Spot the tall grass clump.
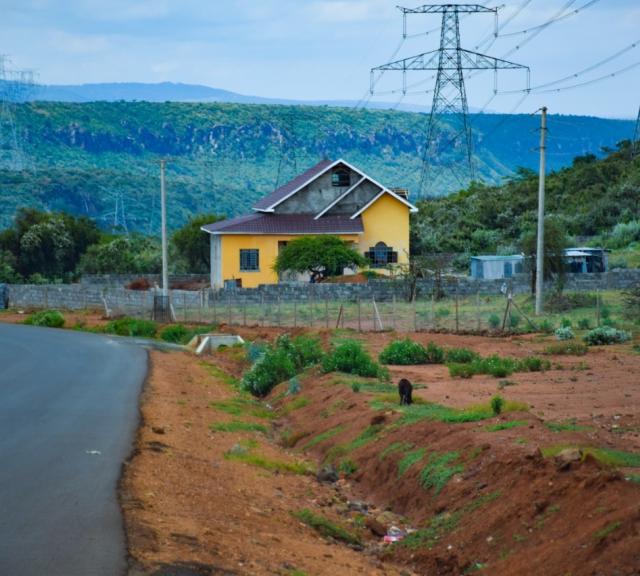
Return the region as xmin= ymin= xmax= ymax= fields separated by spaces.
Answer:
xmin=445 ymin=347 xmax=479 ymax=364
xmin=24 ymin=309 xmax=65 ymax=328
xmin=379 ymin=338 xmax=428 ymax=365
xmin=322 ymin=339 xmax=389 ymax=379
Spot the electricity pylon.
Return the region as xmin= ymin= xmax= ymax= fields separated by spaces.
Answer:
xmin=633 ymin=105 xmax=640 ymax=158
xmin=0 ymin=56 xmax=35 ymax=171
xmin=372 ymin=4 xmax=529 ymax=194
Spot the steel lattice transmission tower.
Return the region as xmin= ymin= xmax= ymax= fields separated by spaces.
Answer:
xmin=0 ymin=55 xmax=35 ymax=171
xmin=372 ymin=4 xmax=529 ymax=194
xmin=633 ymin=105 xmax=640 ymax=158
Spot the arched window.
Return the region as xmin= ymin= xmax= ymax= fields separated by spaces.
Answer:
xmin=331 ymin=167 xmax=350 ymax=187
xmin=365 ymin=242 xmax=398 ymax=268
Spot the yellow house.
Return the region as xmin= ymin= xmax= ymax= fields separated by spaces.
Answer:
xmin=201 ymin=158 xmax=418 ymax=288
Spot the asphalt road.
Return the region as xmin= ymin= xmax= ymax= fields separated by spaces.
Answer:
xmin=0 ymin=324 xmax=148 ymax=576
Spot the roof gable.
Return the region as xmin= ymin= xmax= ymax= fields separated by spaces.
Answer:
xmin=350 ymin=188 xmax=419 ymax=219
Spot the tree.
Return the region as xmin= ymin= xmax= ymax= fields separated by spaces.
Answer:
xmin=273 ymin=235 xmax=368 ymax=281
xmin=77 ymin=235 xmax=161 ymax=275
xmin=172 ymin=213 xmax=225 ymax=273
xmin=520 ymin=217 xmax=568 ymax=294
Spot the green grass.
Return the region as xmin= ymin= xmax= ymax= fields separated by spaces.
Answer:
xmin=293 ymin=509 xmax=362 ymax=546
xmin=345 ymin=425 xmax=384 ymax=451
xmin=594 ymin=521 xmax=621 ymax=541
xmin=225 ymin=450 xmax=313 ymax=475
xmin=378 ymin=441 xmax=414 ymax=460
xmin=200 ymin=362 xmax=241 ymax=388
xmin=397 ymin=448 xmax=426 ymax=477
xmin=541 ymin=446 xmax=640 ymax=467
xmin=626 ymin=473 xmax=640 ymax=484
xmin=330 ymin=375 xmax=396 ymax=394
xmin=543 ymin=341 xmax=588 ymax=356
xmin=485 ymin=420 xmax=528 ymax=432
xmin=280 ymin=396 xmax=311 ymax=414
xmin=372 ymin=398 xmax=529 ymax=427
xmin=210 ymin=420 xmax=268 ymax=433
xmin=544 ymin=419 xmax=593 ymax=433
xmin=303 ymin=424 xmax=347 ymax=449
xmin=420 ymin=452 xmax=464 ymax=495
xmin=400 ymin=491 xmax=501 ymax=550
xmin=209 ymin=396 xmax=275 ymax=419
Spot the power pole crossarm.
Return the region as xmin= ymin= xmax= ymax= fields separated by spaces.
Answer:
xmin=535 ymin=106 xmax=548 ymax=316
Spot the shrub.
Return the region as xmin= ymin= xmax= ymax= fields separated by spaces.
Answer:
xmin=322 ymin=339 xmax=388 ymax=379
xmin=445 ymin=347 xmax=479 ymax=364
xmin=622 ymin=285 xmax=640 ymax=321
xmin=379 ymin=339 xmax=428 ymax=365
xmin=491 ymin=395 xmax=505 ymax=415
xmin=105 ymin=317 xmax=157 ymax=338
xmin=583 ymin=327 xmax=632 ymax=346
xmin=242 ymin=347 xmax=296 ymax=397
xmin=351 ymin=382 xmax=361 ymax=393
xmin=544 ymin=341 xmax=588 ymax=356
xmin=276 ymin=334 xmax=324 ymax=371
xmin=293 ymin=509 xmax=361 ymax=546
xmin=24 ymin=309 xmax=65 ymax=328
xmin=509 ymin=313 xmax=521 ymax=329
xmin=555 ymin=327 xmax=575 ymax=341
xmin=425 ymin=341 xmax=445 ymax=364
xmin=560 ymin=317 xmax=573 ymax=328
xmin=488 ymin=313 xmax=501 ymax=329
xmin=160 ymin=324 xmax=191 ymax=344
xmin=577 ymin=318 xmax=591 ymax=330
xmin=546 ymin=292 xmax=597 ymax=312
xmin=539 ymin=319 xmax=554 ymax=334
xmin=448 ymin=363 xmax=475 ymax=378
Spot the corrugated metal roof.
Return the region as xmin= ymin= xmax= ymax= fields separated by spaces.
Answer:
xmin=252 ymin=159 xmax=334 ymax=211
xmin=202 ymin=213 xmax=364 ymax=235
xmin=471 ymin=255 xmax=524 ymax=261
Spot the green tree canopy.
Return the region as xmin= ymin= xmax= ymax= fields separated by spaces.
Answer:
xmin=172 ymin=213 xmax=225 ymax=273
xmin=273 ymin=235 xmax=368 ymax=281
xmin=77 ymin=235 xmax=161 ymax=275
xmin=520 ymin=217 xmax=569 ymax=292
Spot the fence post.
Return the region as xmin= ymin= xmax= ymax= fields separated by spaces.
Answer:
xmin=260 ymin=293 xmax=265 ymax=327
xmin=596 ymin=289 xmax=601 ymax=327
xmin=392 ymin=294 xmax=397 ymax=331
xmin=213 ymin=291 xmax=217 ymax=324
xmin=294 ymin=299 xmax=298 ymax=328
xmin=357 ymin=298 xmax=362 ymax=332
xmin=476 ymin=290 xmax=481 ymax=331
xmin=325 ymin=297 xmax=329 ymax=329
xmin=430 ymin=291 xmax=435 ymax=330
xmin=413 ymin=297 xmax=417 ymax=332
xmin=455 ymin=284 xmax=459 ymax=334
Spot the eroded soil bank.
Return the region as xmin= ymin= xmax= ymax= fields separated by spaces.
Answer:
xmin=119 ymin=326 xmax=640 ymax=576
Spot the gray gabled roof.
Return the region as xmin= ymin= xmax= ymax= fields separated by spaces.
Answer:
xmin=201 ymin=213 xmax=364 ymax=235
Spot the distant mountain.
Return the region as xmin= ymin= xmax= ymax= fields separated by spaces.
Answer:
xmin=0 ymin=101 xmax=634 ymax=233
xmin=23 ymin=80 xmax=437 ymax=112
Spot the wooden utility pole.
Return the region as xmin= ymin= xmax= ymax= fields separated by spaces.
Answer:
xmin=160 ymin=159 xmax=169 ymax=297
xmin=535 ymin=107 xmax=547 ymax=316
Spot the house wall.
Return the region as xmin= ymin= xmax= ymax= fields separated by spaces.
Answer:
xmin=274 ymin=165 xmax=359 ymax=214
xmin=220 ymin=233 xmax=360 ymax=288
xmin=326 ymin=180 xmax=382 ymax=216
xmin=359 ymin=193 xmax=410 ymax=271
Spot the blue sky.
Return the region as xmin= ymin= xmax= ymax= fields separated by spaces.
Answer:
xmin=2 ymin=0 xmax=639 ymax=118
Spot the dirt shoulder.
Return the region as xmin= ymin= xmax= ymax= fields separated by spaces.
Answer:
xmin=121 ymin=327 xmax=640 ymax=576
xmin=120 ymin=349 xmax=408 ymax=576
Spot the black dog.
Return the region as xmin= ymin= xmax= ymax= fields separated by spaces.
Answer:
xmin=398 ymin=378 xmax=413 ymax=405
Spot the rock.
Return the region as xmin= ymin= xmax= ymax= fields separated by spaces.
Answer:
xmin=555 ymin=448 xmax=582 ymax=470
xmin=151 ymin=426 xmax=165 ymax=435
xmin=316 ymin=465 xmax=339 ymax=484
xmin=365 ymin=517 xmax=387 ymax=537
xmin=348 ymin=500 xmax=369 ymax=514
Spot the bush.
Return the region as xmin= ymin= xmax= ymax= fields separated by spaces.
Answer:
xmin=488 ymin=313 xmax=501 ymax=329
xmin=445 ymin=347 xmax=479 ymax=364
xmin=105 ymin=317 xmax=157 ymax=338
xmin=160 ymin=324 xmax=191 ymax=344
xmin=560 ymin=317 xmax=573 ymax=328
xmin=448 ymin=363 xmax=475 ymax=378
xmin=546 ymin=292 xmax=596 ymax=312
xmin=24 ymin=309 xmax=65 ymax=328
xmin=425 ymin=341 xmax=445 ymax=364
xmin=322 ymin=339 xmax=388 ymax=379
xmin=242 ymin=334 xmax=323 ymax=397
xmin=491 ymin=395 xmax=505 ymax=415
xmin=583 ymin=327 xmax=632 ymax=346
xmin=509 ymin=313 xmax=521 ymax=329
xmin=555 ymin=327 xmax=575 ymax=341
xmin=539 ymin=319 xmax=554 ymax=334
xmin=379 ymin=338 xmax=428 ymax=365
xmin=577 ymin=318 xmax=591 ymax=330
xmin=544 ymin=341 xmax=588 ymax=356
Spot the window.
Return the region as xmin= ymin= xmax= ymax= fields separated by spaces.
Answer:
xmin=365 ymin=242 xmax=398 ymax=268
xmin=331 ymin=167 xmax=350 ymax=187
xmin=240 ymin=249 xmax=259 ymax=271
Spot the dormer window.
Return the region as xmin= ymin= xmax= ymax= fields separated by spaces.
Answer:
xmin=331 ymin=167 xmax=350 ymax=187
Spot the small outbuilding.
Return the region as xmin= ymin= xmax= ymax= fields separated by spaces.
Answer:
xmin=470 ymin=255 xmax=524 ymax=280
xmin=564 ymin=247 xmax=608 ymax=273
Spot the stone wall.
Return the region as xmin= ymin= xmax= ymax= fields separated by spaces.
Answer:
xmin=79 ymin=274 xmax=209 ymax=287
xmin=4 ymin=270 xmax=638 ymax=314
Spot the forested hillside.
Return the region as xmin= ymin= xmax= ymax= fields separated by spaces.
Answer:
xmin=0 ymin=101 xmax=633 ymax=232
xmin=411 ymin=142 xmax=640 ymax=267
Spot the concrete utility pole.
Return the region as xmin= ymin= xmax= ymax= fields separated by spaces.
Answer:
xmin=535 ymin=106 xmax=548 ymax=315
xmin=159 ymin=159 xmax=169 ymax=297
